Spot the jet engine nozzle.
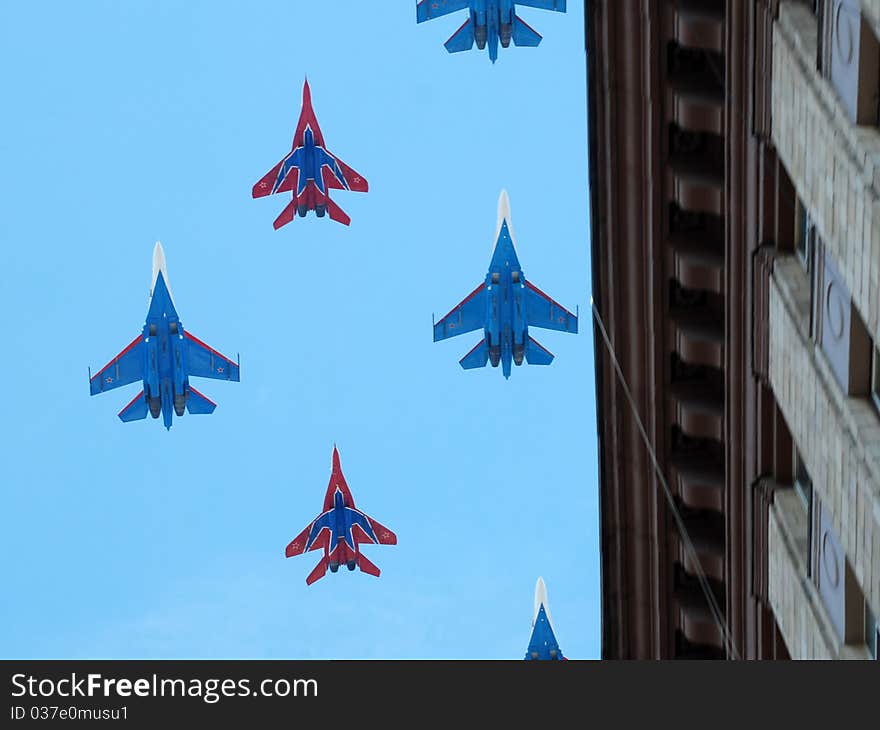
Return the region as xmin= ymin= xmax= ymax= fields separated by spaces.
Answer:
xmin=500 ymin=23 xmax=512 ymax=47
xmin=475 ymin=24 xmax=488 ymax=49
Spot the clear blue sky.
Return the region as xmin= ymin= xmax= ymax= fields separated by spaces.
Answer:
xmin=0 ymin=1 xmax=598 ymax=659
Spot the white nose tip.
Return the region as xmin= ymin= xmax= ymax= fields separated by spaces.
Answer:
xmin=150 ymin=240 xmax=173 ymax=302
xmin=494 ymin=189 xmax=516 ymax=249
xmin=533 ymin=576 xmax=552 ymax=628
xmin=497 ymin=189 xmax=511 ymax=226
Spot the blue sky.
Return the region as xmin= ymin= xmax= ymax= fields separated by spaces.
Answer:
xmin=0 ymin=1 xmax=598 ymax=659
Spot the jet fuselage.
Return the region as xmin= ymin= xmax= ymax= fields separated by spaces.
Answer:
xmin=142 ymin=273 xmax=188 ymax=429
xmin=483 ymin=221 xmax=526 ymax=378
xmin=275 ymin=127 xmax=342 ymax=217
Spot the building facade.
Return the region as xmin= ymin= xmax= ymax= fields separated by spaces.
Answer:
xmin=587 ymin=0 xmax=880 ymax=658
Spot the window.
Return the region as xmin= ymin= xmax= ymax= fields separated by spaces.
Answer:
xmin=794 ymin=449 xmax=813 ymax=509
xmin=794 ymin=448 xmax=814 ymax=575
xmin=866 ymin=602 xmax=878 ymax=659
xmin=794 ymin=199 xmax=814 ymax=273
xmin=871 ymin=344 xmax=880 ymax=413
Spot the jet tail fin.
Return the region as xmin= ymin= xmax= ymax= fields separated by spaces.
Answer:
xmin=445 ymin=18 xmax=475 ymax=53
xmin=306 ymin=556 xmax=329 ymax=585
xmin=512 ymin=15 xmax=543 ymax=47
xmin=118 ymin=390 xmax=148 ymax=422
xmin=525 ymin=336 xmax=554 ymax=365
xmin=326 ymin=197 xmax=351 ymax=226
xmin=186 ymin=386 xmax=217 ymax=415
xmin=356 ymin=552 xmax=381 ymax=578
xmin=273 ymin=199 xmax=298 ymax=230
xmin=459 ymin=338 xmax=489 ymax=370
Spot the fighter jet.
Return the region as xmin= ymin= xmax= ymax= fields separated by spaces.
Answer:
xmin=432 ymin=190 xmax=578 ymax=378
xmin=525 ymin=577 xmax=565 ymax=660
xmin=88 ymin=242 xmax=240 ymax=430
xmin=416 ymin=1 xmax=566 ymax=63
xmin=253 ymin=79 xmax=368 ymax=229
xmin=286 ymin=446 xmax=397 ymax=585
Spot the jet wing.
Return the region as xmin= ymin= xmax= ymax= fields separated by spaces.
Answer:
xmin=516 ymin=0 xmax=567 ymax=11
xmin=524 ymin=281 xmax=578 ymax=333
xmin=286 ymin=513 xmax=332 ymax=557
xmin=351 ymin=511 xmax=397 ymax=546
xmin=253 ymin=158 xmax=298 ymax=198
xmin=89 ymin=335 xmax=145 ymax=395
xmin=434 ymin=284 xmax=486 ymax=341
xmin=184 ymin=332 xmax=240 ymax=381
xmin=253 ymin=160 xmax=283 ymax=198
xmin=416 ymin=0 xmax=469 ymax=22
xmin=322 ymin=154 xmax=368 ymax=193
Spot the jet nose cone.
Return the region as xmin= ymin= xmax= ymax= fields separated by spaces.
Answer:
xmin=151 ymin=240 xmax=173 ymax=303
xmin=535 ymin=576 xmax=548 ymax=605
xmin=533 ymin=577 xmax=552 ymax=627
xmin=302 ymin=78 xmax=312 ymax=104
xmin=152 ymin=240 xmax=166 ymax=272
xmin=494 ymin=189 xmax=515 ymax=250
xmin=497 ymin=189 xmax=511 ymax=223
xmin=331 ymin=444 xmax=342 ymax=472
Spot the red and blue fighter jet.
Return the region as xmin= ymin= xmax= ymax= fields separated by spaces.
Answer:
xmin=88 ymin=242 xmax=240 ymax=430
xmin=526 ymin=577 xmax=565 ymax=660
xmin=433 ymin=190 xmax=578 ymax=378
xmin=252 ymin=80 xmax=368 ymax=229
xmin=286 ymin=447 xmax=397 ymax=585
xmin=416 ymin=1 xmax=566 ymax=63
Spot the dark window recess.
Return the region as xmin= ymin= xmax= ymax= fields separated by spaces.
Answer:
xmin=674 ymin=630 xmax=726 ymax=660
xmin=666 ymin=41 xmax=725 ymax=105
xmin=670 ymin=425 xmax=725 ymax=465
xmin=668 ymin=124 xmax=725 ymax=187
xmin=670 ymin=353 xmax=724 ymax=417
xmin=668 ymin=203 xmax=724 ymax=267
xmin=668 ymin=425 xmax=725 ymax=490
xmin=669 ymin=279 xmax=725 ymax=344
xmin=672 ymin=497 xmax=725 ymax=556
xmin=673 ymin=562 xmax=726 ymax=624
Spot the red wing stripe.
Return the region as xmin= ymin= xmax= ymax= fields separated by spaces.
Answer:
xmin=188 ymin=385 xmax=217 ymax=407
xmin=91 ymin=335 xmax=142 ymax=382
xmin=117 ymin=389 xmax=144 ymax=417
xmin=517 ymin=16 xmax=542 ymax=36
xmin=184 ymin=332 xmax=237 ymax=367
xmin=525 ymin=281 xmax=576 ymax=318
xmin=438 ymin=283 xmax=484 ymax=323
xmin=446 ymin=17 xmax=471 ymax=43
xmin=462 ymin=338 xmax=486 ymax=359
xmin=528 ymin=336 xmax=553 ymax=356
